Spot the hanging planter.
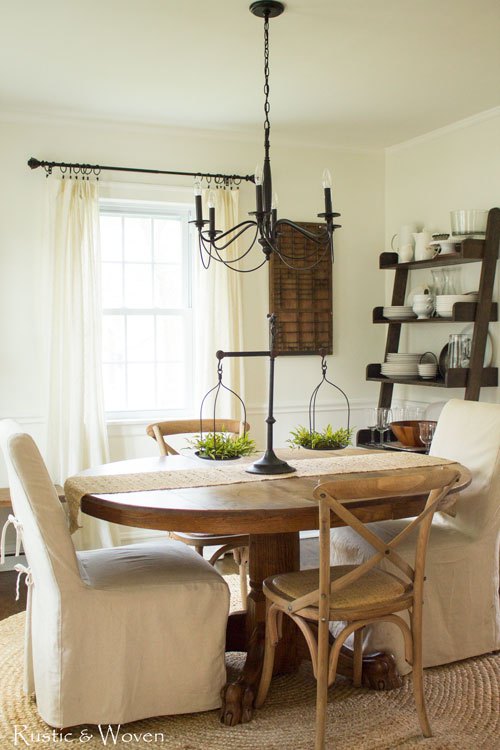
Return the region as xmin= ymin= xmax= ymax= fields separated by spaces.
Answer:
xmin=288 ymin=353 xmax=352 ymax=451
xmin=193 ymin=359 xmax=255 ymax=461
xmin=288 ymin=424 xmax=353 ymax=451
xmin=190 ymin=431 xmax=256 ymax=461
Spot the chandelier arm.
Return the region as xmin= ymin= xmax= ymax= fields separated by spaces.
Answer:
xmin=200 ymin=219 xmax=257 ymax=244
xmin=274 ymin=219 xmax=334 ymax=245
xmin=213 ymin=231 xmax=260 ymax=264
xmin=201 ymin=226 xmax=260 ymax=263
xmin=272 ymin=247 xmax=331 ymax=271
xmin=219 ymin=256 xmax=269 ymax=274
xmin=276 ymin=241 xmax=331 ymax=260
xmin=200 ymin=221 xmax=258 ymax=252
xmin=200 ymin=232 xmax=267 ymax=272
xmin=198 ymin=234 xmax=212 ymax=269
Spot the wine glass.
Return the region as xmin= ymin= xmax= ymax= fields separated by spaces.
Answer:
xmin=419 ymin=421 xmax=436 ymax=454
xmin=367 ymin=407 xmax=378 ymax=446
xmin=376 ymin=408 xmax=392 ymax=446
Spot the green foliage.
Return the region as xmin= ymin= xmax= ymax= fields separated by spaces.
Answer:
xmin=188 ymin=429 xmax=256 ymax=460
xmin=288 ymin=424 xmax=353 ymax=450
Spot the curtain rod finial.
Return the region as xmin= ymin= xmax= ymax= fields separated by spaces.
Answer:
xmin=28 ymin=157 xmax=41 ymax=170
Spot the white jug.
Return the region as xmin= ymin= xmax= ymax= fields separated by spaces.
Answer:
xmin=391 ymin=223 xmax=417 ymax=252
xmin=413 ymin=230 xmax=434 ymax=261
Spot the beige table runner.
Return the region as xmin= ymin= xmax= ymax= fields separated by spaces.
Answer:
xmin=64 ymin=452 xmax=454 ymax=534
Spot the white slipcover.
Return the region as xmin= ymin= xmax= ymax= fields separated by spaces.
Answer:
xmin=0 ymin=420 xmax=230 ymax=727
xmin=330 ymin=399 xmax=500 ymax=674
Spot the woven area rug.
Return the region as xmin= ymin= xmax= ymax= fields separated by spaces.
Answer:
xmin=0 ymin=576 xmax=498 ymax=749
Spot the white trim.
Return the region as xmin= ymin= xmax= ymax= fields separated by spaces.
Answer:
xmin=0 ymin=107 xmax=379 ymax=154
xmin=246 ymin=398 xmax=369 ymax=416
xmin=386 ymin=106 xmax=500 ymax=153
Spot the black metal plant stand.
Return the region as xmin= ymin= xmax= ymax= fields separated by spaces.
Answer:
xmin=215 ymin=313 xmax=295 ymax=475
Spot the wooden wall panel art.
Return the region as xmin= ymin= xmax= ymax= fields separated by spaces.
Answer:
xmin=269 ymin=222 xmax=333 ymax=355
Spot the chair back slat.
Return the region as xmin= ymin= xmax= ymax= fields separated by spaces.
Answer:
xmin=146 ymin=419 xmax=249 ymax=456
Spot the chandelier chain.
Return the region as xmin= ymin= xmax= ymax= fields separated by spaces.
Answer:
xmin=263 ymin=13 xmax=271 ymax=150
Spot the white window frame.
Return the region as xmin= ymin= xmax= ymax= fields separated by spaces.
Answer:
xmin=99 ymin=198 xmax=195 ymax=422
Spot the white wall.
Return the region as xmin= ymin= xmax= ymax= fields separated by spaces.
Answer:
xmin=384 ymin=109 xmax=500 ymax=407
xmin=0 ymin=113 xmax=386 ymax=484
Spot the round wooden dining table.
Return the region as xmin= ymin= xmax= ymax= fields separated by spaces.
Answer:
xmin=78 ymin=449 xmax=471 ymax=726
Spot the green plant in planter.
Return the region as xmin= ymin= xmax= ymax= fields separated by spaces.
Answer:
xmin=288 ymin=424 xmax=354 ymax=451
xmin=188 ymin=430 xmax=256 ymax=460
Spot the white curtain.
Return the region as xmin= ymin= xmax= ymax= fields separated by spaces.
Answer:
xmin=45 ymin=179 xmax=119 ymax=550
xmin=194 ymin=188 xmax=245 ymax=419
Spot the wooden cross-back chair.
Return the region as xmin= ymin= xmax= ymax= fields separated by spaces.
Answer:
xmin=256 ymin=465 xmax=460 ymax=750
xmin=146 ymin=419 xmax=250 ymax=604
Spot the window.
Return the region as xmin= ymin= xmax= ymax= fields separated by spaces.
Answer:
xmin=99 ymin=200 xmax=193 ymax=419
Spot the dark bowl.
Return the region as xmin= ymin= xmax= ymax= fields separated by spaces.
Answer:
xmin=389 ymin=420 xmax=437 ymax=448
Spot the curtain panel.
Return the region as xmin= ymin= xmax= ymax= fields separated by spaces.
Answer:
xmin=45 ymin=179 xmax=118 ymax=549
xmin=194 ymin=188 xmax=246 ymax=419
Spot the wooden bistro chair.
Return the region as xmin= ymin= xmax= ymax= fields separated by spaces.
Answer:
xmin=256 ymin=465 xmax=460 ymax=750
xmin=146 ymin=418 xmax=250 ymax=603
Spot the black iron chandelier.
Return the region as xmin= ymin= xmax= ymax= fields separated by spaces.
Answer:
xmin=192 ymin=0 xmax=341 ymax=273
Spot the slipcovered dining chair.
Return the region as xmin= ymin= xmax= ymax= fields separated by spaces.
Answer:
xmin=146 ymin=418 xmax=250 ymax=603
xmin=256 ymin=465 xmax=460 ymax=749
xmin=329 ymin=398 xmax=500 ymax=675
xmin=0 ymin=420 xmax=230 ymax=728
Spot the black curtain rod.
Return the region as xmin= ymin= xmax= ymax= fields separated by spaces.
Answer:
xmin=27 ymin=157 xmax=255 ymax=185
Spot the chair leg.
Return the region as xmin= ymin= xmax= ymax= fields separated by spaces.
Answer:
xmin=315 ymin=615 xmax=330 ymax=750
xmin=411 ymin=610 xmax=432 ymax=737
xmin=194 ymin=545 xmax=204 ymax=556
xmin=233 ymin=546 xmax=249 ymax=606
xmin=353 ymin=627 xmax=363 ymax=688
xmin=255 ymin=603 xmax=280 ymax=708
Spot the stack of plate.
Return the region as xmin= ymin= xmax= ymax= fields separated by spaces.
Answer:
xmin=382 ymin=306 xmax=416 ymax=320
xmin=435 ymin=294 xmax=478 ymax=318
xmin=381 ymin=353 xmax=422 ymax=379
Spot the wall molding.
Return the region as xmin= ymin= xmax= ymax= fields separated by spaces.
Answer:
xmin=386 ymin=106 xmax=500 ymax=153
xmin=0 ymin=107 xmax=379 ymax=155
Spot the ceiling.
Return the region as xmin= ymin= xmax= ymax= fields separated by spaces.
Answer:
xmin=1 ymin=0 xmax=499 ymax=148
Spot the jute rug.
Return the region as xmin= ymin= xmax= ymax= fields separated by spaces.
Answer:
xmin=0 ymin=576 xmax=498 ymax=749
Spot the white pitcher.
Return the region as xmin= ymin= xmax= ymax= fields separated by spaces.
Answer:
xmin=413 ymin=230 xmax=434 ymax=261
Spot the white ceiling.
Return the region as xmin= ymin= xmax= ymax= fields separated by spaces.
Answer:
xmin=1 ymin=0 xmax=499 ymax=148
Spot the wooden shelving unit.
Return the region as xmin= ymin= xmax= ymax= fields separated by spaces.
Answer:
xmin=367 ymin=207 xmax=500 ymax=409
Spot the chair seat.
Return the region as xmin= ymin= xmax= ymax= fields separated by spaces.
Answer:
xmin=77 ymin=539 xmax=227 ymax=592
xmin=265 ymin=565 xmax=409 ymax=615
xmin=170 ymin=531 xmax=249 ymax=547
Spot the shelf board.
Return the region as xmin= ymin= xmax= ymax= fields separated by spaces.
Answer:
xmin=380 ymin=238 xmax=487 ymax=270
xmin=373 ymin=303 xmax=498 ymax=324
xmin=366 ymin=363 xmax=498 ymax=388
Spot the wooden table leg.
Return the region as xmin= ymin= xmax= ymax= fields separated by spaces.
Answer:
xmin=221 ymin=531 xmax=300 ymax=726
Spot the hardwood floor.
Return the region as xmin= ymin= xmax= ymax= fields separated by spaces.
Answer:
xmin=0 ymin=539 xmax=318 ymax=623
xmin=0 ymin=570 xmax=26 ymax=621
